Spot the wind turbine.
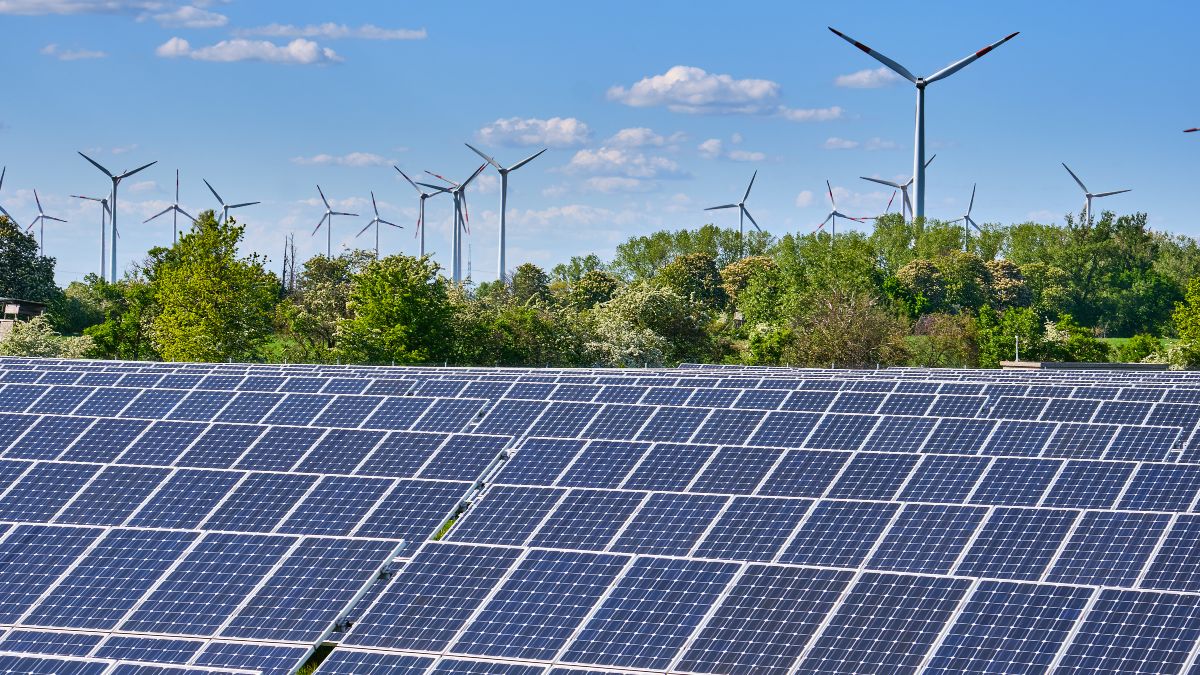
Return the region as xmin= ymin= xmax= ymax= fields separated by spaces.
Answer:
xmin=355 ymin=191 xmax=400 ymax=258
xmin=704 ymin=170 xmax=761 ymax=258
xmin=0 ymin=167 xmax=18 ymax=229
xmin=144 ymin=169 xmax=195 ymax=243
xmin=204 ymin=179 xmax=258 ymax=226
xmin=78 ymin=152 xmax=157 ymax=282
xmin=860 ymin=155 xmax=936 ymax=223
xmin=312 ymin=185 xmax=358 ymax=258
xmin=816 ymin=180 xmax=862 ymax=241
xmin=72 ymin=194 xmax=110 ymax=278
xmin=418 ymin=163 xmax=487 ymax=283
xmin=394 ymin=166 xmax=448 ymax=258
xmin=465 ymin=143 xmax=546 ymax=282
xmin=1062 ymin=163 xmax=1130 ymax=225
xmin=26 ymin=190 xmax=67 ymax=254
xmin=948 ymin=184 xmax=981 ymax=251
xmin=1187 ymin=128 xmax=1198 ymax=134
xmin=858 ymin=191 xmax=898 ymax=223
xmin=829 ymin=26 xmax=1018 ymax=221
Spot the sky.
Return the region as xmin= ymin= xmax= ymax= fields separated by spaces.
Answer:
xmin=0 ymin=0 xmax=1197 ymax=285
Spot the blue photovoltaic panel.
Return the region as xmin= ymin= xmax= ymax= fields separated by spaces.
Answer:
xmin=557 ymin=440 xmax=649 ymax=489
xmin=781 ymin=390 xmax=837 ymax=412
xmin=691 ymin=408 xmax=764 ymax=445
xmin=581 ymin=404 xmax=654 ymax=440
xmin=969 ymin=457 xmax=1060 ymax=506
xmin=1140 ymin=515 xmax=1200 ymax=592
xmin=355 ymin=431 xmax=446 ymax=478
xmin=413 ymin=398 xmax=486 ymax=433
xmin=119 ymin=389 xmax=187 ymax=419
xmin=1044 ymin=423 xmax=1117 ymax=459
xmin=0 ymin=524 xmax=101 ymax=623
xmin=777 ymin=500 xmax=898 ymax=568
xmin=0 ymin=629 xmax=104 ymax=656
xmin=26 ymin=386 xmax=93 ymax=414
xmin=829 ymin=391 xmax=885 ymax=414
xmin=23 ymin=528 xmax=197 ymax=629
xmin=418 ymin=434 xmax=510 ymax=481
xmin=982 ymin=420 xmax=1057 ymax=456
xmin=924 ymin=580 xmax=1092 ymax=675
xmin=312 ymin=651 xmax=432 ymax=675
xmin=826 ymin=452 xmax=919 ymax=501
xmin=492 ymin=438 xmax=585 ymax=485
xmin=1117 ymin=463 xmax=1200 ymax=511
xmin=55 ymin=465 xmax=170 ymax=526
xmin=447 ymin=485 xmax=564 ymax=546
xmin=0 ymin=461 xmax=98 ymax=521
xmin=166 ymin=390 xmax=235 ymax=421
xmin=174 ymin=423 xmax=265 ymax=469
xmin=215 ymin=392 xmax=284 ymax=424
xmin=560 ymin=556 xmax=739 ymax=671
xmin=1093 ymin=400 xmax=1152 ymax=425
xmin=756 ymin=449 xmax=849 ymax=497
xmin=956 ymin=507 xmax=1078 ymax=580
xmin=923 ymin=417 xmax=994 ymax=454
xmin=0 ymin=412 xmax=37 ymax=450
xmin=4 ymin=415 xmax=93 ymax=460
xmin=861 ymin=416 xmax=936 ymax=453
xmin=94 ymin=636 xmax=203 ymax=663
xmin=676 ymin=566 xmax=854 ymax=675
xmin=450 ymin=549 xmax=629 ymax=661
xmin=323 ymin=377 xmax=370 ymax=394
xmin=126 ymin=468 xmax=244 ymax=529
xmin=203 ymin=472 xmax=318 ymax=533
xmin=610 ymin=492 xmax=728 ymax=556
xmin=1042 ymin=460 xmax=1136 ymax=509
xmin=120 ymin=532 xmax=298 ymax=636
xmin=264 ymin=393 xmax=333 ymax=426
xmin=221 ymin=536 xmax=398 ymax=642
xmin=0 ymin=654 xmax=107 ymax=674
xmin=692 ymin=496 xmax=811 ymax=562
xmin=117 ymin=421 xmax=207 ymax=466
xmin=528 ymin=401 xmax=602 ymax=438
xmin=796 ymin=572 xmax=972 ymax=674
xmin=689 ymin=446 xmax=781 ymax=494
xmin=472 ymin=400 xmax=545 ymax=435
xmin=313 ymin=395 xmax=383 ymax=428
xmin=867 ymin=503 xmax=987 ymax=574
xmin=59 ymin=418 xmax=149 ymax=463
xmin=428 ymin=659 xmax=545 ymax=675
xmin=634 ymin=406 xmax=710 ymax=443
xmin=278 ymin=475 xmax=393 ymax=536
xmin=345 ymin=543 xmax=523 ymax=651
xmin=1056 ymin=589 xmax=1200 ymax=674
xmin=527 ymin=489 xmax=646 ymax=551
xmin=75 ymin=388 xmax=139 ymax=417
xmin=294 ymin=429 xmax=386 ymax=474
xmin=1105 ymin=425 xmax=1177 ymax=461
xmin=352 ymin=478 xmax=468 ymax=542
xmin=621 ymin=442 xmax=714 ymax=491
xmin=898 ymin=454 xmax=989 ymax=503
xmin=748 ymin=411 xmax=820 ymax=447
xmin=192 ymin=641 xmax=310 ymax=675
xmin=1047 ymin=511 xmax=1170 ymax=586
xmin=234 ymin=425 xmax=326 ymax=471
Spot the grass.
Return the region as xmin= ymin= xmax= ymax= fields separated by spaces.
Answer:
xmin=296 ymin=644 xmax=334 ymax=674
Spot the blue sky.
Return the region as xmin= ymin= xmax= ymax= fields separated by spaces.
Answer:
xmin=1 ymin=0 xmax=1197 ymax=284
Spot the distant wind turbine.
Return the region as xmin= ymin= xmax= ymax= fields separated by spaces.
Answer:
xmin=144 ymin=169 xmax=195 ymax=243
xmin=947 ymin=184 xmax=981 ymax=251
xmin=78 ymin=152 xmax=157 ymax=282
xmin=830 ymin=26 xmax=1018 ymax=221
xmin=1062 ymin=163 xmax=1130 ymax=225
xmin=1186 ymin=128 xmax=1198 ymax=134
xmin=860 ymin=155 xmax=936 ymax=223
xmin=205 ymin=179 xmax=259 ymax=226
xmin=0 ymin=167 xmax=18 ymax=229
xmin=465 ymin=143 xmax=546 ymax=282
xmin=704 ymin=170 xmax=760 ymax=258
xmin=394 ymin=166 xmax=448 ymax=258
xmin=355 ymin=191 xmax=400 ymax=258
xmin=419 ymin=163 xmax=487 ymax=283
xmin=26 ymin=190 xmax=67 ymax=254
xmin=816 ymin=180 xmax=862 ymax=241
xmin=72 ymin=194 xmax=110 ymax=278
xmin=312 ymin=185 xmax=358 ymax=258
xmin=858 ymin=191 xmax=898 ymax=223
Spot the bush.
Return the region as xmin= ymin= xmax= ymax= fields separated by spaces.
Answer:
xmin=1115 ymin=334 xmax=1162 ymax=363
xmin=0 ymin=316 xmax=94 ymax=358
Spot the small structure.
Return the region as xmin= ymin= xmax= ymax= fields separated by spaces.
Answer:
xmin=0 ymin=298 xmax=47 ymax=340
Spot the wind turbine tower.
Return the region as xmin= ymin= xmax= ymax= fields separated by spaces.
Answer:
xmin=465 ymin=143 xmax=546 ymax=282
xmin=78 ymin=152 xmax=157 ymax=282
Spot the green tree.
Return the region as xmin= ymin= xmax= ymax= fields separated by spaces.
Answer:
xmin=568 ymin=270 xmax=621 ymax=310
xmin=752 ymin=288 xmax=909 ymax=367
xmin=719 ymin=256 xmax=775 ymax=308
xmin=551 ymin=254 xmax=605 ymax=284
xmin=910 ymin=313 xmax=980 ymax=367
xmin=984 ymin=259 xmax=1031 ymax=311
xmin=655 ymin=252 xmax=726 ymax=310
xmin=510 ymin=263 xmax=551 ymax=305
xmin=0 ymin=216 xmax=58 ymax=303
xmin=588 ymin=280 xmax=715 ymax=365
xmin=611 ymin=225 xmax=771 ymax=280
xmin=275 ymin=250 xmax=374 ymax=362
xmin=1115 ymin=334 xmax=1162 ymax=363
xmin=337 ymin=254 xmax=454 ymax=364
xmin=977 ymin=306 xmax=1046 ymax=367
xmin=0 ymin=315 xmax=93 ymax=358
xmin=150 ymin=211 xmax=278 ymax=362
xmin=53 ymin=277 xmax=106 ymax=335
xmin=83 ymin=275 xmax=160 ymax=360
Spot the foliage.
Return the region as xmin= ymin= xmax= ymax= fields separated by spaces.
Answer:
xmin=275 ymin=251 xmax=375 ymax=362
xmin=610 ymin=224 xmax=771 ymax=280
xmin=567 ymin=270 xmax=622 ymax=310
xmin=510 ymin=263 xmax=551 ymax=305
xmin=1115 ymin=334 xmax=1162 ymax=363
xmin=910 ymin=313 xmax=980 ymax=368
xmin=654 ymin=252 xmax=726 ymax=310
xmin=0 ymin=216 xmax=59 ymax=304
xmin=1043 ymin=315 xmax=1111 ymax=363
xmin=977 ymin=306 xmax=1046 ymax=368
xmin=748 ymin=288 xmax=909 ymax=368
xmin=448 ymin=285 xmax=592 ymax=367
xmin=83 ymin=275 xmax=160 ymax=361
xmin=0 ymin=315 xmax=93 ymax=358
xmin=149 ymin=212 xmax=279 ymax=362
xmin=719 ymin=256 xmax=775 ymax=308
xmin=588 ymin=280 xmax=715 ymax=366
xmin=337 ymin=254 xmax=454 ymax=364
xmin=551 ymin=254 xmax=605 ymax=284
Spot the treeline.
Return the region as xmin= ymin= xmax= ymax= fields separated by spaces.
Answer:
xmin=5 ymin=208 xmax=1200 ymax=368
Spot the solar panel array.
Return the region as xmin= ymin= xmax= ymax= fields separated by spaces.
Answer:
xmin=4 ymin=356 xmax=1200 ymax=673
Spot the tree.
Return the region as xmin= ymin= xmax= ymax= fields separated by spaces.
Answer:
xmin=764 ymin=288 xmax=909 ymax=368
xmin=84 ymin=275 xmax=160 ymax=360
xmin=894 ymin=259 xmax=944 ymax=316
xmin=977 ymin=306 xmax=1046 ymax=367
xmin=568 ymin=270 xmax=621 ymax=310
xmin=0 ymin=315 xmax=93 ymax=358
xmin=275 ymin=250 xmax=374 ymax=362
xmin=337 ymin=255 xmax=454 ymax=364
xmin=984 ymin=259 xmax=1031 ymax=311
xmin=510 ymin=263 xmax=551 ymax=305
xmin=1043 ymin=314 xmax=1110 ymax=363
xmin=150 ymin=211 xmax=278 ymax=362
xmin=655 ymin=252 xmax=726 ymax=310
xmin=1115 ymin=334 xmax=1161 ymax=363
xmin=0 ymin=216 xmax=58 ymax=303
xmin=910 ymin=313 xmax=979 ymax=367
xmin=610 ymin=225 xmax=771 ymax=280
xmin=551 ymin=254 xmax=605 ymax=284
xmin=588 ymin=281 xmax=715 ymax=365
xmin=936 ymin=251 xmax=990 ymax=311
xmin=53 ymin=277 xmax=106 ymax=335
xmin=719 ymin=256 xmax=775 ymax=308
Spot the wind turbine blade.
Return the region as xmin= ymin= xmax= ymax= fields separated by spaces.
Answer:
xmin=901 ymin=190 xmax=913 ymax=215
xmin=0 ymin=166 xmax=5 ymax=191
xmin=34 ymin=189 xmax=43 ymax=212
xmin=46 ymin=216 xmax=67 ymax=223
xmin=316 ymin=184 xmax=331 ymax=209
xmin=355 ymin=222 xmax=372 ymax=238
xmin=380 ymin=220 xmax=401 ymax=228
xmin=743 ymin=170 xmax=757 ymax=202
xmin=1061 ymin=163 xmax=1088 ymax=193
xmin=462 ymin=162 xmax=488 ymax=188
xmin=230 ymin=202 xmax=260 ymax=209
xmin=705 ymin=204 xmax=739 ymax=211
xmin=508 ymin=148 xmax=547 ymax=172
xmin=742 ymin=206 xmax=761 ymax=232
xmin=144 ymin=206 xmax=173 ymax=223
xmin=1093 ymin=189 xmax=1131 ymax=198
xmin=1186 ymin=128 xmax=1199 ymax=133
xmin=925 ymin=31 xmax=1020 ymax=84
xmin=967 ymin=215 xmax=982 ymax=232
xmin=312 ymin=213 xmax=328 ymax=236
xmin=371 ymin=191 xmax=380 ymax=216
xmin=947 ymin=217 xmax=965 ymax=224
xmin=119 ymin=160 xmax=157 ymax=179
xmin=204 ymin=179 xmax=224 ymax=205
xmin=395 ymin=166 xmax=424 ymax=194
xmin=826 ymin=180 xmax=836 ymax=208
xmin=332 ymin=211 xmax=359 ymax=217
xmin=416 ymin=182 xmax=447 ymax=191
xmin=827 ymin=27 xmax=918 ymax=83
xmin=0 ymin=204 xmax=16 ymax=226
xmin=861 ymin=176 xmax=904 ymax=189
xmin=177 ymin=207 xmax=196 ymax=223
xmin=78 ymin=152 xmax=114 ymax=178
xmin=968 ymin=184 xmax=976 ymax=215
xmin=817 ymin=213 xmax=833 ymax=229
xmin=925 ymin=154 xmax=936 ymax=168
xmin=26 ymin=216 xmax=40 ymax=231
xmin=885 ymin=191 xmax=896 ymax=213
xmin=464 ymin=142 xmax=501 ymax=169
xmin=424 ymin=170 xmax=458 ymax=187
xmin=71 ymin=194 xmax=98 ymax=202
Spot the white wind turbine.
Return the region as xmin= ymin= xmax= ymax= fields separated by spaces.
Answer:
xmin=419 ymin=163 xmax=487 ymax=283
xmin=859 ymin=155 xmax=936 ymax=223
xmin=830 ymin=26 xmax=1018 ymax=221
xmin=0 ymin=167 xmax=18 ymax=229
xmin=948 ymin=184 xmax=981 ymax=250
xmin=78 ymin=152 xmax=157 ymax=282
xmin=72 ymin=194 xmax=111 ymax=278
xmin=465 ymin=143 xmax=546 ymax=282
xmin=816 ymin=180 xmax=862 ymax=240
xmin=144 ymin=169 xmax=195 ymax=243
xmin=26 ymin=190 xmax=67 ymax=254
xmin=704 ymin=170 xmax=761 ymax=258
xmin=204 ymin=179 xmax=259 ymax=226
xmin=1062 ymin=163 xmax=1130 ymax=225
xmin=394 ymin=166 xmax=448 ymax=259
xmin=312 ymin=185 xmax=358 ymax=258
xmin=355 ymin=191 xmax=400 ymax=258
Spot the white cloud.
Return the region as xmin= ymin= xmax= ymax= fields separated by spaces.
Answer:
xmin=864 ymin=137 xmax=897 ymax=150
xmin=509 ymin=204 xmax=641 ymax=231
xmin=291 ymin=152 xmax=391 ymax=167
xmin=824 ymin=137 xmax=859 ymax=150
xmin=40 ymin=43 xmax=106 ymax=60
xmin=795 ymin=190 xmax=815 ymax=208
xmin=477 ymin=117 xmax=590 ymax=148
xmin=608 ymin=65 xmax=780 ymax=114
xmin=698 ymin=138 xmax=723 ymax=159
xmin=565 ymin=147 xmax=686 ymax=179
xmin=129 ymin=180 xmax=157 ymax=193
xmin=582 ymin=177 xmax=651 ymax=193
xmin=150 ymin=5 xmax=227 ymax=28
xmin=727 ymin=149 xmax=765 ymax=162
xmin=835 ymin=67 xmax=902 ymax=89
xmin=824 ymin=136 xmax=896 ymax=151
xmin=699 ymin=135 xmax=765 ymax=162
xmin=234 ymin=23 xmax=426 ymax=41
xmin=155 ymin=37 xmax=342 ymax=65
xmin=778 ymin=105 xmax=844 ymax=122
xmin=111 ymin=143 xmax=138 ymax=154
xmin=604 ymin=127 xmax=681 ymax=148
xmin=0 ymin=0 xmax=155 ymax=15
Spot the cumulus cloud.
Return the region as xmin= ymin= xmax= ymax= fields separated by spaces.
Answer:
xmin=477 ymin=117 xmax=590 ymax=148
xmin=835 ymin=67 xmax=902 ymax=88
xmin=823 ymin=136 xmax=896 ymax=151
xmin=795 ymin=190 xmax=815 ymax=208
xmin=155 ymin=37 xmax=342 ymax=64
xmin=291 ymin=152 xmax=391 ymax=167
xmin=607 ymin=65 xmax=780 ymax=114
xmin=565 ymin=147 xmax=686 ymax=179
xmin=129 ymin=180 xmax=158 ymax=193
xmin=727 ymin=149 xmax=765 ymax=162
xmin=778 ymin=105 xmax=844 ymax=122
xmin=0 ymin=0 xmax=155 ymax=14
xmin=824 ymin=137 xmax=860 ymax=150
xmin=583 ymin=177 xmax=652 ymax=193
xmin=603 ymin=127 xmax=685 ymax=148
xmin=234 ymin=23 xmax=426 ymax=40
xmin=40 ymin=43 xmax=107 ymax=60
xmin=697 ymin=139 xmax=723 ymax=159
xmin=150 ymin=5 xmax=227 ymax=28
xmin=699 ymin=135 xmax=765 ymax=162
xmin=509 ymin=204 xmax=641 ymax=231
